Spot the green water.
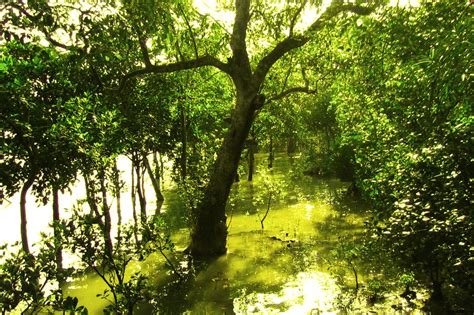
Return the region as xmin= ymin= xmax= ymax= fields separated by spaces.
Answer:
xmin=64 ymin=154 xmax=424 ymax=314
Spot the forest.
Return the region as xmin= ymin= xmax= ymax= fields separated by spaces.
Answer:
xmin=0 ymin=0 xmax=472 ymax=314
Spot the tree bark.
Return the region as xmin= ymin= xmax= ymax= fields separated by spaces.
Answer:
xmin=52 ymin=189 xmax=63 ymax=271
xmin=189 ymin=89 xmax=258 ymax=257
xmin=20 ymin=173 xmax=35 ymax=254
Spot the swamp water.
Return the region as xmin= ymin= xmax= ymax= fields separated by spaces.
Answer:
xmin=1 ymin=154 xmax=425 ymax=314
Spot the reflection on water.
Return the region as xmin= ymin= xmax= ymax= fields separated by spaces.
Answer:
xmin=233 ymin=271 xmax=338 ymax=314
xmin=1 ymin=154 xmax=421 ymax=314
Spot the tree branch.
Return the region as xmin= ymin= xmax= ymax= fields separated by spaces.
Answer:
xmin=178 ymin=5 xmax=199 ymax=59
xmin=253 ymin=36 xmax=306 ymax=85
xmin=253 ymin=1 xmax=374 ymax=86
xmin=44 ymin=32 xmax=78 ymax=51
xmin=116 ymin=55 xmax=230 ymax=91
xmin=230 ymin=0 xmax=251 ymax=72
xmin=169 ymin=23 xmax=186 ymax=62
xmin=289 ymin=0 xmax=308 ymax=37
xmin=138 ymin=35 xmax=152 ymax=68
xmin=7 ymin=2 xmax=82 ymax=52
xmin=267 ymin=86 xmax=317 ymax=102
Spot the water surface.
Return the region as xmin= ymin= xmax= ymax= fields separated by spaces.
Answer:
xmin=1 ymin=154 xmax=423 ymax=314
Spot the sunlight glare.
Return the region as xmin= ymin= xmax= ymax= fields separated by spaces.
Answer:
xmin=390 ymin=0 xmax=420 ymax=6
xmin=281 ymin=271 xmax=338 ymax=314
xmin=194 ymin=0 xmax=234 ymax=32
xmin=305 ymin=204 xmax=315 ymax=220
xmin=233 ymin=271 xmax=339 ymax=314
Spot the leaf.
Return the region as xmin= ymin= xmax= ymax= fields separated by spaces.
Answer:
xmin=0 ymin=62 xmax=8 ymax=72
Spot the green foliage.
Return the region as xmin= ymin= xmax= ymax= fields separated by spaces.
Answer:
xmin=59 ymin=296 xmax=88 ymax=314
xmin=118 ymin=75 xmax=176 ymax=157
xmin=0 ymin=0 xmax=471 ymax=312
xmin=399 ymin=272 xmax=415 ymax=289
xmin=59 ymin=205 xmax=178 ymax=313
xmin=166 ymin=70 xmax=232 ymax=185
xmin=0 ymin=41 xmax=81 ymax=199
xmin=324 ymin=1 xmax=473 ymax=309
xmin=0 ymin=239 xmax=84 ymax=314
xmin=364 ymin=279 xmax=387 ymax=304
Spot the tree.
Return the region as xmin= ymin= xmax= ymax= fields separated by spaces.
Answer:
xmin=179 ymin=0 xmax=374 ymax=257
xmin=2 ymin=0 xmax=375 ymax=258
xmin=0 ymin=41 xmax=81 ymax=255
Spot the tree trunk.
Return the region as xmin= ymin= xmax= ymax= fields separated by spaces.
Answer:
xmin=247 ymin=142 xmax=255 ymax=181
xmin=153 ymin=152 xmax=165 ymax=214
xmin=189 ymin=90 xmax=258 ymax=257
xmin=130 ymin=160 xmax=139 ymax=246
xmin=268 ymin=134 xmax=274 ymax=169
xmin=84 ymin=174 xmax=103 ymax=226
xmin=99 ymin=171 xmax=113 ymax=258
xmin=153 ymin=152 xmax=165 ymax=193
xmin=260 ymin=194 xmax=272 ymax=230
xmin=20 ymin=174 xmax=35 ymax=254
xmin=141 ymin=165 xmax=147 ymax=213
xmin=180 ymin=102 xmax=187 ymax=180
xmin=0 ymin=151 xmax=3 ymax=205
xmin=287 ymin=137 xmax=297 ymax=155
xmin=134 ymin=157 xmax=147 ymax=224
xmin=144 ymin=152 xmax=164 ymax=207
xmin=52 ymin=189 xmax=63 ymax=272
xmin=112 ymin=160 xmax=122 ymax=244
xmin=158 ymin=152 xmax=165 ymax=189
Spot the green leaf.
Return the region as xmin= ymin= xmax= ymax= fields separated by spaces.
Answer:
xmin=0 ymin=62 xmax=8 ymax=73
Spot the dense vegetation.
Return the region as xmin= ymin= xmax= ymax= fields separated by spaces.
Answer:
xmin=0 ymin=0 xmax=472 ymax=313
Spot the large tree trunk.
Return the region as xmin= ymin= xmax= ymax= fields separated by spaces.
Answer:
xmin=189 ymin=90 xmax=258 ymax=257
xmin=20 ymin=174 xmax=35 ymax=254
